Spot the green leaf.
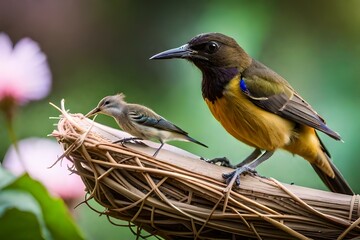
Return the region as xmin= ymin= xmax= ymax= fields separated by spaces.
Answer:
xmin=0 ymin=166 xmax=16 ymax=189
xmin=2 ymin=172 xmax=84 ymax=240
xmin=0 ymin=190 xmax=49 ymax=240
xmin=0 ymin=208 xmax=43 ymax=240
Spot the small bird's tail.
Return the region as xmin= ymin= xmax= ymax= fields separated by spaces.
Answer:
xmin=312 ymin=135 xmax=354 ymax=195
xmin=185 ymin=135 xmax=208 ymax=148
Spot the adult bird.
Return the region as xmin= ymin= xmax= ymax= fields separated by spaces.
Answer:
xmin=86 ymin=93 xmax=207 ymax=157
xmin=150 ymin=32 xmax=354 ymax=195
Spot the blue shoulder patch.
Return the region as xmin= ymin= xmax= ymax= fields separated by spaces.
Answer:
xmin=240 ymin=78 xmax=248 ymax=93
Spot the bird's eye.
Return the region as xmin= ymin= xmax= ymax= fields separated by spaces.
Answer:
xmin=104 ymin=100 xmax=110 ymax=105
xmin=205 ymin=41 xmax=219 ymax=54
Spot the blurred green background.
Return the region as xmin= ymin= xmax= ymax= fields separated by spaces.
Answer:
xmin=1 ymin=0 xmax=359 ymax=239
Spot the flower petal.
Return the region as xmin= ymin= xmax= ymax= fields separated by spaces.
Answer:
xmin=3 ymin=138 xmax=84 ymax=199
xmin=0 ymin=33 xmax=52 ymax=104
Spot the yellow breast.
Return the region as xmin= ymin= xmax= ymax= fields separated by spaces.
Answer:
xmin=205 ymin=76 xmax=294 ymax=151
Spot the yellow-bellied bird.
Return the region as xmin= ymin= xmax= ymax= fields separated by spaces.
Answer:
xmin=150 ymin=33 xmax=353 ymax=195
xmin=86 ymin=93 xmax=207 ymax=157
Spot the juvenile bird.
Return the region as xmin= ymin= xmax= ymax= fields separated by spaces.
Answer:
xmin=86 ymin=93 xmax=207 ymax=157
xmin=150 ymin=32 xmax=354 ymax=195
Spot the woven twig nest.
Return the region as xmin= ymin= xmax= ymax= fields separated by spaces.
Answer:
xmin=51 ymin=100 xmax=360 ymax=239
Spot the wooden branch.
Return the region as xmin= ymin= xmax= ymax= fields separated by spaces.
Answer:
xmin=50 ymin=100 xmax=360 ymax=240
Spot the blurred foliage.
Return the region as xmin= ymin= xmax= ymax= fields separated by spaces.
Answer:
xmin=0 ymin=0 xmax=359 ymax=239
xmin=0 ymin=168 xmax=84 ymax=240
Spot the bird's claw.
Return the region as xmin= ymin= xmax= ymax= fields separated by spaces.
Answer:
xmin=222 ymin=166 xmax=258 ymax=187
xmin=113 ymin=137 xmax=143 ymax=146
xmin=205 ymin=157 xmax=235 ymax=168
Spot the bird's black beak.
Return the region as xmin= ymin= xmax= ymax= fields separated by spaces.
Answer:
xmin=85 ymin=107 xmax=100 ymax=118
xmin=150 ymin=44 xmax=194 ymax=60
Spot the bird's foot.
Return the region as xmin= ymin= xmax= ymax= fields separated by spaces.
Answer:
xmin=203 ymin=157 xmax=235 ymax=168
xmin=223 ymin=165 xmax=258 ymax=187
xmin=113 ymin=137 xmax=143 ymax=146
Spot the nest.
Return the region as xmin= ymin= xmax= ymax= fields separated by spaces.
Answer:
xmin=51 ymin=100 xmax=360 ymax=240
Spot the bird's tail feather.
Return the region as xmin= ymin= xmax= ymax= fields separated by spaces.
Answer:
xmin=311 ymin=160 xmax=353 ymax=195
xmin=186 ymin=136 xmax=208 ymax=148
xmin=312 ymin=133 xmax=354 ymax=195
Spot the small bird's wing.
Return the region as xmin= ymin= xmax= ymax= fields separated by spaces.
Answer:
xmin=127 ymin=105 xmax=188 ymax=135
xmin=241 ymin=66 xmax=341 ymax=140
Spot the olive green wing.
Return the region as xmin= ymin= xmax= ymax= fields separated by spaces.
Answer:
xmin=240 ymin=72 xmax=341 ymax=140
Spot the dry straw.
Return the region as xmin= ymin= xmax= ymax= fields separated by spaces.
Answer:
xmin=50 ymin=100 xmax=360 ymax=239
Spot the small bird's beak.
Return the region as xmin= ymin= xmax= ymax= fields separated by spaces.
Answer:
xmin=150 ymin=44 xmax=194 ymax=60
xmin=85 ymin=107 xmax=100 ymax=118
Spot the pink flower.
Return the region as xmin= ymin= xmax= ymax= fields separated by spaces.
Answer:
xmin=3 ymin=138 xmax=84 ymax=200
xmin=0 ymin=33 xmax=51 ymax=105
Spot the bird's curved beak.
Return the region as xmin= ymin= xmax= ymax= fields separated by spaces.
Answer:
xmin=85 ymin=107 xmax=100 ymax=118
xmin=150 ymin=44 xmax=194 ymax=60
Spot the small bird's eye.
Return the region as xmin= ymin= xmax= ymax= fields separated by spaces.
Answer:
xmin=205 ymin=41 xmax=219 ymax=54
xmin=104 ymin=100 xmax=110 ymax=105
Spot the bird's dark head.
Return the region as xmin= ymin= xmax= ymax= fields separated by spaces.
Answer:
xmin=150 ymin=33 xmax=251 ymax=71
xmin=86 ymin=93 xmax=126 ymax=118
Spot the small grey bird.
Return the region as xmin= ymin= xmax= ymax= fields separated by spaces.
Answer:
xmin=86 ymin=93 xmax=207 ymax=156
